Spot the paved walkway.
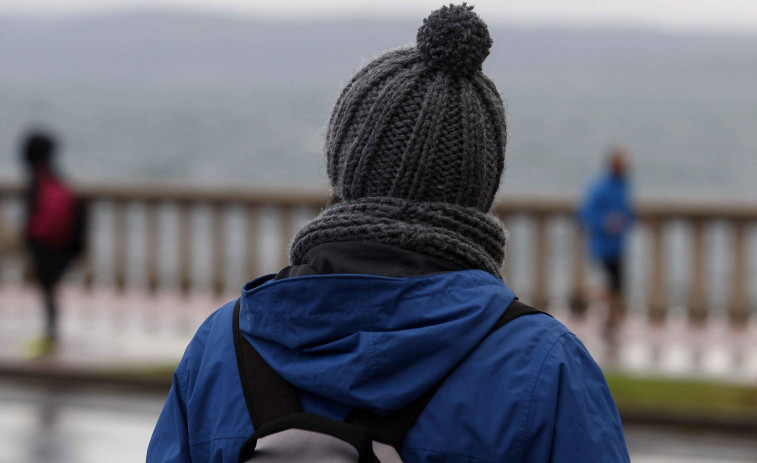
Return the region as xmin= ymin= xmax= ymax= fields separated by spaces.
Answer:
xmin=0 ymin=285 xmax=219 ymax=368
xmin=1 ymin=284 xmax=756 ymax=382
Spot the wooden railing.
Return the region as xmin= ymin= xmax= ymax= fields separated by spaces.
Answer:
xmin=1 ymin=182 xmax=755 ymax=327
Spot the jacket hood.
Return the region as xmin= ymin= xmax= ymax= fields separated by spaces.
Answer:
xmin=239 ymin=270 xmax=514 ymax=414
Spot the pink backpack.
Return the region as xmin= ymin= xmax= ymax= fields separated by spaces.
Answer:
xmin=27 ymin=171 xmax=78 ymax=251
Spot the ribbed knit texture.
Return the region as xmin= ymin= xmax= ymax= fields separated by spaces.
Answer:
xmin=290 ymin=4 xmax=508 ymax=276
xmin=290 ymin=198 xmax=506 ymax=277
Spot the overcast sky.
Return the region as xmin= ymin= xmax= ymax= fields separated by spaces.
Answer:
xmin=2 ymin=0 xmax=757 ymax=32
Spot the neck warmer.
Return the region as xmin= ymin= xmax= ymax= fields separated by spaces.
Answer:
xmin=289 ymin=197 xmax=506 ymax=278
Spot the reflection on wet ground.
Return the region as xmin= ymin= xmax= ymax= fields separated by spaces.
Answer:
xmin=0 ymin=381 xmax=755 ymax=463
xmin=627 ymin=424 xmax=757 ymax=463
xmin=0 ymin=382 xmax=163 ymax=463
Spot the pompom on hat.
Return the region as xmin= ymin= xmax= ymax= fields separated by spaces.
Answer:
xmin=291 ymin=3 xmax=509 ymax=277
xmin=417 ymin=3 xmax=493 ymax=76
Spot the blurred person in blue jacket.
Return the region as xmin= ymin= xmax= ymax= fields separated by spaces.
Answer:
xmin=579 ymin=147 xmax=635 ymax=341
xmin=148 ymin=5 xmax=629 ymax=462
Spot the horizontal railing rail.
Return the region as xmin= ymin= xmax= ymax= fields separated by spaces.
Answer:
xmin=1 ymin=181 xmax=755 ymax=328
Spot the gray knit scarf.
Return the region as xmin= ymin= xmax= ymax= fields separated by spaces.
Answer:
xmin=289 ymin=197 xmax=507 ymax=278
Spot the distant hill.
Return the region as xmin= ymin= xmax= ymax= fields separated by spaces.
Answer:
xmin=1 ymin=10 xmax=756 ymax=99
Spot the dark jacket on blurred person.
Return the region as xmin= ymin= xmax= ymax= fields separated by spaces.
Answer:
xmin=21 ymin=131 xmax=85 ymax=345
xmin=148 ymin=5 xmax=630 ymax=463
xmin=23 ymin=135 xmax=84 ymax=285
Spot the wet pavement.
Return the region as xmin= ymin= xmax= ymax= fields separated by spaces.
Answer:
xmin=1 ymin=381 xmax=756 ymax=463
xmin=627 ymin=424 xmax=757 ymax=463
xmin=0 ymin=382 xmax=163 ymax=463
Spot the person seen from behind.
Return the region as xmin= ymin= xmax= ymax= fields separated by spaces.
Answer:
xmin=21 ymin=130 xmax=86 ymax=358
xmin=148 ymin=5 xmax=630 ymax=462
xmin=579 ymin=147 xmax=635 ymax=344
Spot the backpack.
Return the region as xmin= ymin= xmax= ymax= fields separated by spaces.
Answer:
xmin=26 ymin=173 xmax=81 ymax=252
xmin=232 ymin=297 xmax=546 ymax=463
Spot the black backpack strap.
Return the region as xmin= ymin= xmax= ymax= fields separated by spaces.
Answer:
xmin=345 ymin=384 xmax=438 ymax=447
xmin=233 ymin=299 xmax=301 ymax=430
xmin=346 ymin=296 xmax=549 ymax=447
xmin=239 ymin=413 xmax=381 ymax=463
xmin=489 ymin=298 xmax=549 ymax=332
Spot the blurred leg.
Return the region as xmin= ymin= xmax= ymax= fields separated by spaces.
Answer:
xmin=29 ymin=244 xmax=65 ymax=355
xmin=602 ymin=258 xmax=624 ymax=347
xmin=25 ymin=279 xmax=58 ymax=358
xmin=569 ymin=287 xmax=588 ymax=319
xmin=42 ymin=282 xmax=58 ymax=343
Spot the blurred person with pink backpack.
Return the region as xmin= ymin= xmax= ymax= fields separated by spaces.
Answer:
xmin=20 ymin=130 xmax=86 ymax=357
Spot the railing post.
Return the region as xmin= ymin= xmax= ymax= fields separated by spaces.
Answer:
xmin=688 ymin=219 xmax=708 ymax=325
xmin=80 ymin=200 xmax=95 ymax=290
xmin=178 ymin=202 xmax=193 ymax=295
xmin=113 ymin=200 xmax=128 ymax=292
xmin=211 ymin=202 xmax=226 ymax=297
xmin=145 ymin=201 xmax=160 ymax=293
xmin=570 ymin=220 xmax=587 ymax=315
xmin=532 ymin=214 xmax=548 ymax=309
xmin=278 ymin=206 xmax=294 ymax=270
xmin=647 ymin=218 xmax=667 ymax=324
xmin=246 ymin=206 xmax=260 ymax=280
xmin=22 ymin=255 xmax=33 ymax=285
xmin=729 ymin=220 xmax=749 ymax=327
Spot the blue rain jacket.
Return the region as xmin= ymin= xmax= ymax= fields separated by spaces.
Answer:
xmin=579 ymin=174 xmax=635 ymax=261
xmin=148 ymin=270 xmax=629 ymax=462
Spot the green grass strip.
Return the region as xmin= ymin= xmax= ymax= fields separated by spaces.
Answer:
xmin=92 ymin=364 xmax=757 ymax=420
xmin=606 ymin=373 xmax=757 ymax=417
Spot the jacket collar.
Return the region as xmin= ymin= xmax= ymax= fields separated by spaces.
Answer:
xmin=275 ymin=242 xmax=464 ymax=280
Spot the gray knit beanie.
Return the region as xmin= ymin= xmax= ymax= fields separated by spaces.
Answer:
xmin=291 ymin=3 xmax=508 ymax=277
